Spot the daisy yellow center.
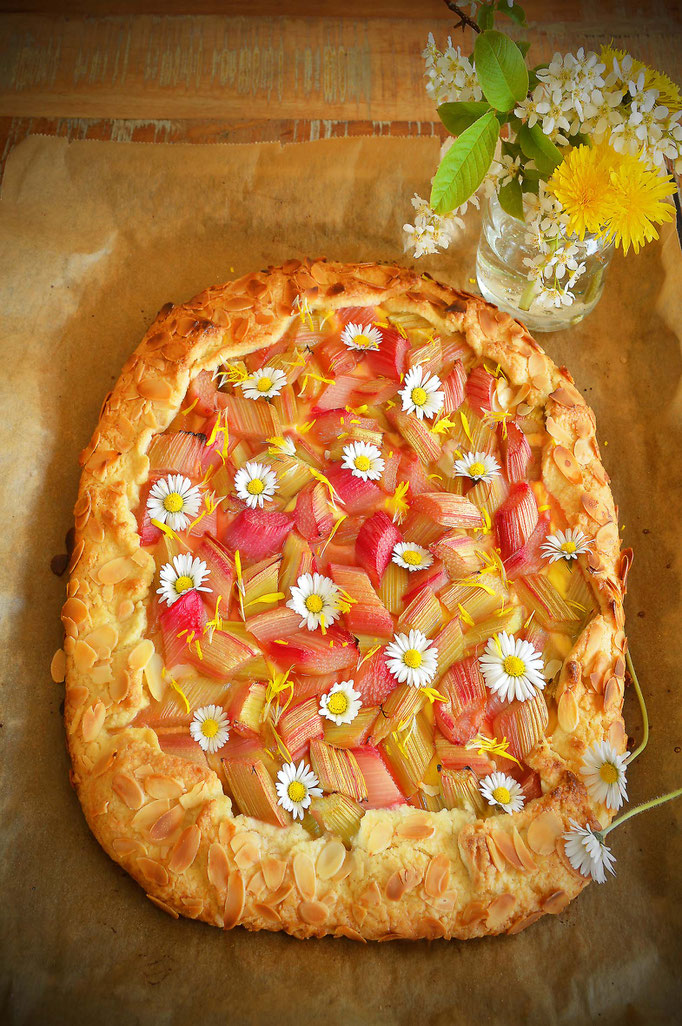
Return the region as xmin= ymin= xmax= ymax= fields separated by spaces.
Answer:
xmin=305 ymin=594 xmax=324 ymax=613
xmin=163 ymin=492 xmax=184 ymax=513
xmin=201 ymin=717 xmax=220 ymax=739
xmin=402 ymin=550 xmax=423 ymax=566
xmin=503 ymin=655 xmax=526 ymax=678
xmin=287 ymin=780 xmax=307 ymax=803
xmin=354 ymin=455 xmax=371 ymax=471
xmin=411 ymin=386 xmax=427 ymax=407
xmin=403 ymin=648 xmax=423 ymax=669
xmin=468 ymin=461 xmax=486 ymax=478
xmin=560 ymin=540 xmax=577 ymax=554
xmin=353 ymin=333 xmax=372 ymax=348
xmin=257 ymin=376 xmax=272 ymax=392
xmin=174 ymin=575 xmax=194 ymax=594
xmin=599 ymin=762 xmax=619 ymax=784
xmin=247 ymin=478 xmax=265 ymax=495
xmin=327 ymin=692 xmax=349 ymax=716
xmin=492 ymin=785 xmax=511 ymax=805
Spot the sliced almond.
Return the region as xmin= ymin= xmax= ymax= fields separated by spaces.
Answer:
xmin=298 ymin=900 xmax=329 ymax=926
xmin=253 ymin=902 xmax=281 ymax=925
xmin=128 ymin=639 xmax=155 ymax=672
xmin=149 ymin=804 xmax=184 ymax=842
xmin=73 ymin=640 xmax=98 ymax=672
xmin=137 ymin=377 xmax=174 ymax=402
xmin=385 ymin=867 xmax=420 ymax=901
xmin=62 ymin=597 xmax=88 ymax=625
xmin=145 ymin=774 xmax=184 ymax=800
xmin=316 ymin=840 xmax=346 ymax=881
xmin=292 ymin=852 xmax=316 ymax=900
xmin=169 ymin=825 xmax=201 ymax=874
xmin=557 ymin=690 xmax=579 ymax=733
xmin=396 ymin=817 xmax=435 ymax=841
xmin=487 ymin=892 xmax=516 ymax=929
xmin=366 ymin=820 xmax=393 ymax=855
xmin=111 ymin=836 xmax=144 ymax=857
xmin=542 ymin=889 xmax=570 ymax=914
xmin=581 ymin=492 xmax=611 ymax=525
xmin=261 ymin=855 xmax=286 ymax=893
xmin=358 ymin=880 xmax=382 ymax=907
xmin=234 ymin=842 xmax=260 ymax=871
xmin=491 ymin=830 xmax=525 ymax=871
xmin=147 ymin=894 xmax=179 ymax=919
xmin=512 ymin=828 xmax=538 ymax=871
xmin=552 ymin=445 xmax=583 ymax=485
xmin=136 ymin=856 xmax=169 ymax=888
xmin=207 ymin=842 xmax=231 ymax=892
xmin=507 ymin=910 xmax=544 ymax=935
xmin=424 ymin=854 xmax=450 ymax=898
xmin=50 ymin=648 xmax=67 ymax=683
xmin=85 ymin=624 xmax=118 ymax=657
xmin=527 ymin=810 xmax=564 ymax=856
xmin=223 ymin=871 xmax=245 ymax=929
xmin=131 ymin=798 xmax=169 ymax=831
xmin=98 ymin=556 xmax=136 ymax=586
xmin=81 ymin=701 xmax=106 ymax=742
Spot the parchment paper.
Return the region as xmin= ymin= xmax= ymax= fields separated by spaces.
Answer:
xmin=0 ymin=135 xmax=680 ymax=1026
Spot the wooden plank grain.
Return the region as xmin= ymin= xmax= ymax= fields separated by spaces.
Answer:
xmin=1 ymin=12 xmax=680 ymax=122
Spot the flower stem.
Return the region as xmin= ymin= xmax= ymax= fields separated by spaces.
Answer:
xmin=625 ymin=650 xmax=649 ymax=764
xmin=602 ymin=788 xmax=682 ymax=837
xmin=518 ymin=279 xmax=539 ymax=311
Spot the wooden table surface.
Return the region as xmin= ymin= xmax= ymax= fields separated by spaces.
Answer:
xmin=0 ymin=1 xmax=681 ymax=181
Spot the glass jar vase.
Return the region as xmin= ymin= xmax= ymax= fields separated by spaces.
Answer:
xmin=476 ymin=191 xmax=615 ymax=333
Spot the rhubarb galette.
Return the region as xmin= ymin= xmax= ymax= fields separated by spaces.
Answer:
xmin=59 ymin=260 xmax=630 ymax=941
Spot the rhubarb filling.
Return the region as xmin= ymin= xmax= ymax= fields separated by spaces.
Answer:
xmin=132 ymin=303 xmax=599 ymax=835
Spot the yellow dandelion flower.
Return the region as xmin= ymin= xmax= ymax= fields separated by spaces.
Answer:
xmin=602 ymin=157 xmax=676 ymax=255
xmin=600 ymin=45 xmax=682 ymax=112
xmin=548 ymin=143 xmax=621 ymax=239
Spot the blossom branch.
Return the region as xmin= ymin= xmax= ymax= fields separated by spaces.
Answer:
xmin=443 ymin=1 xmax=481 ymax=34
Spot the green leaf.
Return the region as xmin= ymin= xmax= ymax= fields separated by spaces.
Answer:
xmin=474 ymin=30 xmax=530 ymax=112
xmin=497 ymin=0 xmax=528 ymax=26
xmin=477 ymin=5 xmax=494 ymax=30
xmin=437 ymin=101 xmax=492 ymax=137
xmin=430 ymin=111 xmax=500 ymax=215
xmin=498 ymin=179 xmax=524 ymax=220
xmin=516 ymin=40 xmax=531 ymax=59
xmin=517 ymin=122 xmax=563 ymax=175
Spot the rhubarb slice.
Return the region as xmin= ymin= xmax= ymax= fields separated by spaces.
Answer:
xmin=355 ymin=511 xmax=402 ymax=586
xmin=148 ymin=431 xmax=207 ymax=478
xmin=502 ymin=421 xmax=532 ymax=483
xmin=309 ymin=793 xmax=365 ymax=845
xmin=295 ymin=482 xmax=334 ymax=541
xmin=504 ymin=512 xmax=550 ymax=579
xmin=513 ymin=573 xmax=583 ymax=633
xmin=493 ymin=690 xmax=549 ymax=759
xmin=226 ymin=681 xmax=267 ymax=738
xmin=242 ymin=555 xmax=281 ymax=612
xmin=223 ymin=394 xmax=279 ymax=439
xmin=434 ymin=657 xmax=487 ymax=744
xmin=351 ymin=746 xmax=406 ymax=809
xmin=323 ymin=707 xmax=377 ymax=749
xmin=494 ymin=483 xmax=539 ymax=560
xmin=196 ymin=627 xmax=260 ymax=680
xmin=465 ymin=365 xmax=495 ymax=415
xmin=432 ymin=534 xmax=483 ymax=579
xmin=353 ymin=648 xmax=398 ymax=706
xmin=266 ymin=626 xmax=358 ymax=676
xmin=186 ymin=370 xmax=227 ymax=417
xmin=441 ymin=360 xmax=467 ymax=413
xmin=434 ymin=734 xmax=495 ymax=775
xmin=383 ymin=712 xmax=436 ymax=798
xmin=398 ymin=586 xmax=443 ymax=637
xmin=310 ymin=740 xmax=368 ymax=802
xmin=329 ymin=563 xmax=395 ymax=639
xmin=368 ymin=683 xmax=425 ymax=745
xmin=413 ymin=492 xmax=483 ymax=529
xmin=388 ymin=408 xmax=441 ymax=464
xmin=222 ymin=509 xmax=293 ymax=561
xmin=222 ymin=758 xmax=290 ymax=826
xmin=365 ymin=327 xmax=410 ymax=379
xmin=325 ymin=465 xmax=384 ymax=514
xmin=195 ymin=535 xmax=234 ymax=610
xmin=159 ymin=588 xmax=207 ymax=670
xmin=277 ymin=697 xmax=325 ymax=761
xmin=440 ymin=767 xmax=486 ymax=815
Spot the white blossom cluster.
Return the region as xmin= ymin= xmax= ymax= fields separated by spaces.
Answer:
xmin=514 ymin=48 xmax=682 ymax=172
xmin=422 ymin=32 xmax=482 ymax=105
xmin=403 ymin=192 xmax=467 ymax=258
xmin=521 ymin=185 xmax=587 ymax=308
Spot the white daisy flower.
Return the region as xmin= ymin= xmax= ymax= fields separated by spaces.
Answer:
xmin=146 ymin=474 xmax=203 ymax=532
xmin=287 ymin=572 xmax=342 ymax=631
xmin=340 ymin=440 xmax=385 ymax=481
xmin=275 ymin=760 xmax=323 ymax=820
xmin=580 ymin=740 xmax=629 ymax=810
xmin=563 ymin=820 xmax=616 ymax=884
xmin=157 ymin=552 xmax=212 ymax=606
xmin=234 ymin=461 xmax=278 ymax=509
xmin=478 ymin=632 xmax=546 ymax=703
xmin=479 ymin=771 xmax=525 ymax=814
xmin=341 ymin=322 xmax=382 ymax=351
xmin=452 ymin=450 xmax=501 ymax=483
xmin=319 ymin=680 xmax=362 ymax=726
xmin=541 ymin=528 xmax=591 ymax=563
xmin=239 ymin=366 xmax=287 ymax=400
xmin=392 ymin=542 xmax=434 ymax=573
xmin=398 ymin=365 xmax=444 ymax=420
xmin=189 ymin=704 xmax=230 ymax=753
xmin=385 ymin=629 xmax=439 ymax=689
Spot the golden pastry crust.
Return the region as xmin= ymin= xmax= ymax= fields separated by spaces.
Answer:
xmin=59 ymin=259 xmax=630 ymax=941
